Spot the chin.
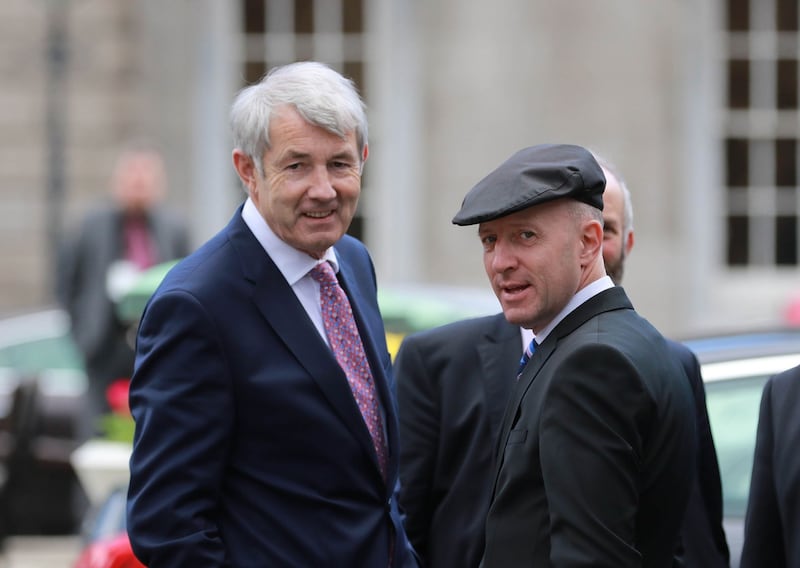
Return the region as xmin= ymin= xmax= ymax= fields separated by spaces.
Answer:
xmin=300 ymin=231 xmax=342 ymax=251
xmin=501 ymin=305 xmax=528 ymax=327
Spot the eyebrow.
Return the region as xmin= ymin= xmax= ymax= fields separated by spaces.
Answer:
xmin=329 ymin=149 xmax=359 ymax=162
xmin=281 ymin=149 xmax=358 ymax=163
xmin=281 ymin=150 xmax=311 ymax=162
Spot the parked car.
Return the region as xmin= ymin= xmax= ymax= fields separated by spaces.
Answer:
xmin=685 ymin=328 xmax=800 ymax=568
xmin=0 ymin=308 xmax=89 ymax=538
xmin=72 ymin=487 xmax=143 ymax=568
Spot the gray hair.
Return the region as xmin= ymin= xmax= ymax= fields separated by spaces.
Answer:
xmin=592 ymin=152 xmax=634 ymax=239
xmin=229 ymin=61 xmax=368 ymax=177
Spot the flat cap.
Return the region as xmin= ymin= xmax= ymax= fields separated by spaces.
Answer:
xmin=452 ymin=143 xmax=606 ymax=226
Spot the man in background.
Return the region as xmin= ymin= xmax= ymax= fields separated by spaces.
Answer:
xmin=396 ymin=151 xmax=728 ymax=567
xmin=597 ymin=155 xmax=729 ymax=567
xmin=57 ymin=142 xmax=189 ymax=438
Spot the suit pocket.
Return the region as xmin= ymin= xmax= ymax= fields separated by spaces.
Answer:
xmin=507 ymin=428 xmax=527 ymax=445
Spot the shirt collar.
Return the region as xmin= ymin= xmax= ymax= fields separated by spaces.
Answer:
xmin=533 ymin=275 xmax=614 ymax=344
xmin=241 ymin=197 xmax=339 ymax=285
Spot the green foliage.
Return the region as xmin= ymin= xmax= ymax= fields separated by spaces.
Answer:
xmin=98 ymin=413 xmax=135 ymax=443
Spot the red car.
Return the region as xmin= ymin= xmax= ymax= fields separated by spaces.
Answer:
xmin=72 ymin=487 xmax=143 ymax=568
xmin=73 ymin=532 xmax=143 ymax=568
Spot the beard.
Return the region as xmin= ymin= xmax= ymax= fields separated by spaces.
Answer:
xmin=604 ymin=249 xmax=626 ymax=286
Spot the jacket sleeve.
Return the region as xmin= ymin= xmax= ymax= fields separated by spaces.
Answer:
xmin=675 ymin=345 xmax=730 ymax=565
xmin=394 ymin=335 xmax=439 ymax=562
xmin=126 ymin=289 xmax=233 ymax=567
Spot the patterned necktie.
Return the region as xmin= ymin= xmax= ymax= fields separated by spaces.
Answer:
xmin=310 ymin=261 xmax=388 ymax=479
xmin=517 ymin=338 xmax=536 ymax=379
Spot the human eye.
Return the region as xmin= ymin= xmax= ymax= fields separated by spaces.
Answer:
xmin=330 ymin=157 xmax=356 ymax=172
xmin=480 ymin=234 xmax=496 ymax=251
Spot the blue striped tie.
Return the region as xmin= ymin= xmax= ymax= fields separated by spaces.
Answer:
xmin=517 ymin=339 xmax=536 ymax=379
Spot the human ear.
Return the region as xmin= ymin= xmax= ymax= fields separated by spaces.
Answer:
xmin=580 ymin=219 xmax=604 ymax=263
xmin=624 ymin=229 xmax=635 ymax=256
xmin=232 ymin=150 xmax=258 ymax=193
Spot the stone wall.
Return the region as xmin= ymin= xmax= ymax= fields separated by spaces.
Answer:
xmin=0 ymin=1 xmax=205 ymax=316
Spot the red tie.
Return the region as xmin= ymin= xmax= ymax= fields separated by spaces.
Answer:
xmin=309 ymin=262 xmax=388 ymax=479
xmin=124 ymin=215 xmax=156 ymax=270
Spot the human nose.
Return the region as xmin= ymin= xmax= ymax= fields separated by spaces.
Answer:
xmin=488 ymin=239 xmax=517 ymax=274
xmin=307 ymin=165 xmax=337 ymax=199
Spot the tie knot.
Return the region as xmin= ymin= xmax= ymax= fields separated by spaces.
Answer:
xmin=309 ymin=261 xmax=338 ymax=287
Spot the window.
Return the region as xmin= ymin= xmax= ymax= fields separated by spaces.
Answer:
xmin=724 ymin=0 xmax=800 ymax=267
xmin=241 ymin=0 xmax=368 ymax=241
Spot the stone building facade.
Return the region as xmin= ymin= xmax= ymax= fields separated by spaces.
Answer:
xmin=2 ymin=0 xmax=798 ymax=337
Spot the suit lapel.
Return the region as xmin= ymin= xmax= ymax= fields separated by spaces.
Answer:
xmin=492 ymin=287 xmax=633 ymax=473
xmin=227 ymin=213 xmax=380 ymax=473
xmin=492 ymin=338 xmax=556 ymax=466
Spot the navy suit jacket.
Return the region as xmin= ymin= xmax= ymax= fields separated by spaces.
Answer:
xmin=740 ymin=364 xmax=800 ymax=568
xmin=127 ymin=206 xmax=417 ymax=567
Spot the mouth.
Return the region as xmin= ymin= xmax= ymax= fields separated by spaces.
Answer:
xmin=498 ymin=282 xmax=529 ymax=298
xmin=304 ymin=210 xmax=335 ymax=219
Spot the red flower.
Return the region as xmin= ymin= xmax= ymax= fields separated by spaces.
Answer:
xmin=106 ymin=379 xmax=131 ymax=416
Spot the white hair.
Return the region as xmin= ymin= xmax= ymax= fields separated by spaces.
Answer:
xmin=229 ymin=61 xmax=368 ymax=177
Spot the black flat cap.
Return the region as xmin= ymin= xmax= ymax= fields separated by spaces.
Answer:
xmin=452 ymin=143 xmax=606 ymax=226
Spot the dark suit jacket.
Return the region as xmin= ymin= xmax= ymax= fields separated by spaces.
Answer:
xmin=126 ymin=207 xmax=417 ymax=567
xmin=395 ymin=318 xmax=728 ymax=568
xmin=669 ymin=341 xmax=730 ymax=567
xmin=59 ymin=204 xmax=189 ymax=369
xmin=396 ymin=313 xmax=521 ymax=568
xmin=740 ymin=364 xmax=800 ymax=568
xmin=58 ymin=204 xmax=188 ymax=433
xmin=483 ymin=287 xmax=696 ymax=567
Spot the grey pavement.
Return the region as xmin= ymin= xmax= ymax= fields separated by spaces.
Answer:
xmin=0 ymin=536 xmax=82 ymax=568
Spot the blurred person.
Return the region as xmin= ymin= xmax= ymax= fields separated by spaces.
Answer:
xmin=395 ymin=153 xmax=728 ymax=567
xmin=57 ymin=142 xmax=189 ymax=438
xmin=126 ymin=61 xmax=418 ymax=567
xmin=739 ymin=363 xmax=800 ymax=567
xmin=451 ymin=143 xmax=696 ymax=567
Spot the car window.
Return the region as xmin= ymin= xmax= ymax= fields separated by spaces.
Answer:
xmin=704 ymin=374 xmax=769 ymax=517
xmin=0 ymin=334 xmax=84 ymax=374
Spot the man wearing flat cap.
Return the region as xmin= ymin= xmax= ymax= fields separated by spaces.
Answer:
xmin=454 ymin=144 xmax=696 ymax=567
